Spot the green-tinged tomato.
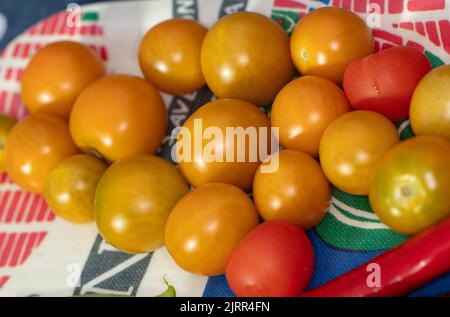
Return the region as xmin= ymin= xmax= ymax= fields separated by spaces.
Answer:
xmin=44 ymin=154 xmax=107 ymax=224
xmin=95 ymin=155 xmax=189 ymax=254
xmin=319 ymin=111 xmax=399 ymax=195
xmin=369 ymin=136 xmax=450 ymax=234
xmin=0 ymin=114 xmax=16 ymax=172
xmin=410 ymin=65 xmax=450 ymax=141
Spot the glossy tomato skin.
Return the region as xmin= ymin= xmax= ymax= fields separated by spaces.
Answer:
xmin=0 ymin=114 xmax=16 ymax=172
xmin=343 ymin=46 xmax=431 ymax=121
xmin=139 ymin=19 xmax=207 ymax=95
xmin=271 ymin=76 xmax=351 ymax=157
xmin=176 ymin=98 xmax=271 ymax=192
xmin=369 ymin=136 xmax=450 ymax=235
xmin=95 ymin=155 xmax=189 ymax=254
xmin=253 ymin=150 xmax=330 ymax=229
xmin=165 ymin=183 xmax=259 ymax=276
xmin=410 ymin=65 xmax=450 ymax=141
xmin=291 ymin=7 xmax=374 ymax=84
xmin=201 ymin=12 xmax=294 ymax=105
xmin=70 ymin=75 xmax=167 ymax=163
xmin=21 ymin=41 xmax=105 ymax=118
xmin=319 ymin=111 xmax=399 ymax=195
xmin=44 ymin=154 xmax=107 ymax=224
xmin=5 ymin=114 xmax=79 ymax=193
xmin=225 ymin=221 xmax=314 ymax=297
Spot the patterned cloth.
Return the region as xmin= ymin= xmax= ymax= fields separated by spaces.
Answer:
xmin=0 ymin=0 xmax=449 ymax=297
xmin=0 ymin=0 xmax=113 ymax=50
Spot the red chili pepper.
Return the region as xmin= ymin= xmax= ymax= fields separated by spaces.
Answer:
xmin=301 ymin=217 xmax=450 ymax=297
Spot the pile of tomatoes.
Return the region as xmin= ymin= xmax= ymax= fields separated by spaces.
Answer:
xmin=1 ymin=7 xmax=449 ymax=297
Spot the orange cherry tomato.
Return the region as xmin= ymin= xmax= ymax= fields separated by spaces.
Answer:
xmin=201 ymin=12 xmax=294 ymax=105
xmin=70 ymin=75 xmax=167 ymax=163
xmin=96 ymin=155 xmax=189 ymax=254
xmin=44 ymin=154 xmax=107 ymax=224
xmin=176 ymin=98 xmax=271 ymax=192
xmin=271 ymin=76 xmax=351 ymax=157
xmin=21 ymin=41 xmax=105 ymax=118
xmin=165 ymin=183 xmax=259 ymax=276
xmin=410 ymin=65 xmax=450 ymax=141
xmin=5 ymin=114 xmax=79 ymax=193
xmin=291 ymin=7 xmax=374 ymax=84
xmin=370 ymin=136 xmax=450 ymax=234
xmin=319 ymin=111 xmax=399 ymax=195
xmin=139 ymin=19 xmax=207 ymax=95
xmin=0 ymin=114 xmax=16 ymax=172
xmin=253 ymin=149 xmax=330 ymax=228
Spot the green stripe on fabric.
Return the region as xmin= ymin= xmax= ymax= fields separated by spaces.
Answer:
xmin=331 ymin=187 xmax=373 ymax=211
xmin=316 ymin=212 xmax=409 ymax=251
xmin=82 ymin=11 xmax=99 ymax=21
xmin=425 ymin=51 xmax=445 ymax=68
xmin=333 ymin=203 xmax=381 ymax=223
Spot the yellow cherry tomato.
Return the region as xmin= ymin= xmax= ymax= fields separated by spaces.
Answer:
xmin=5 ymin=114 xmax=79 ymax=193
xmin=319 ymin=111 xmax=399 ymax=195
xmin=291 ymin=7 xmax=374 ymax=83
xmin=0 ymin=114 xmax=16 ymax=172
xmin=95 ymin=155 xmax=189 ymax=254
xmin=70 ymin=75 xmax=167 ymax=163
xmin=370 ymin=136 xmax=450 ymax=234
xmin=165 ymin=183 xmax=259 ymax=276
xmin=253 ymin=150 xmax=330 ymax=228
xmin=139 ymin=19 xmax=207 ymax=95
xmin=21 ymin=41 xmax=105 ymax=118
xmin=410 ymin=65 xmax=450 ymax=141
xmin=176 ymin=98 xmax=271 ymax=192
xmin=44 ymin=154 xmax=107 ymax=224
xmin=201 ymin=12 xmax=294 ymax=105
xmin=271 ymin=76 xmax=351 ymax=157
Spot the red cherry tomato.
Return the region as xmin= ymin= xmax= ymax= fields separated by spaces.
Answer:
xmin=225 ymin=221 xmax=314 ymax=297
xmin=343 ymin=46 xmax=431 ymax=121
